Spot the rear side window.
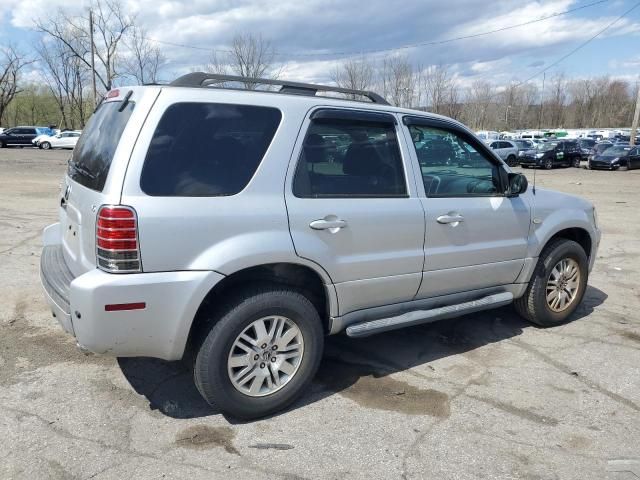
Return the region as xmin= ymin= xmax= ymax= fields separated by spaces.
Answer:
xmin=293 ymin=118 xmax=406 ymax=198
xmin=70 ymin=101 xmax=135 ymax=191
xmin=141 ymin=103 xmax=281 ymax=196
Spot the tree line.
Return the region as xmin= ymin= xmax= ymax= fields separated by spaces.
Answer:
xmin=1 ymin=0 xmax=637 ymax=132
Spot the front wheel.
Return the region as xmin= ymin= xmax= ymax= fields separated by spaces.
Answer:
xmin=194 ymin=287 xmax=324 ymax=419
xmin=41 ymin=142 xmax=51 ymax=150
xmin=506 ymin=155 xmax=517 ymax=167
xmin=544 ymin=159 xmax=553 ymax=170
xmin=573 ymin=158 xmax=581 ymax=168
xmin=514 ymin=239 xmax=588 ymax=326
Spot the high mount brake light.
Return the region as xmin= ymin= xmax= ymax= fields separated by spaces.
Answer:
xmin=96 ymin=206 xmax=141 ymax=273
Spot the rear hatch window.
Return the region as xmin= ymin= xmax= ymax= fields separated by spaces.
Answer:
xmin=69 ymin=100 xmax=135 ymax=191
xmin=140 ymin=103 xmax=281 ymax=196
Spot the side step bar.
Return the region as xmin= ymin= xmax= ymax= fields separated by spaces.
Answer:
xmin=345 ymin=292 xmax=514 ymax=338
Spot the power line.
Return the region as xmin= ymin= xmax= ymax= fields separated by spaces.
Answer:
xmin=517 ymin=0 xmax=640 ymax=86
xmin=144 ymin=0 xmax=608 ymax=59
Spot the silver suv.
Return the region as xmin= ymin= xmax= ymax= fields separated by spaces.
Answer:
xmin=40 ymin=73 xmax=601 ymax=419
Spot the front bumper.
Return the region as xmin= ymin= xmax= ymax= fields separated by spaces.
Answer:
xmin=519 ymin=157 xmax=542 ymax=166
xmin=589 ymin=160 xmax=619 ymax=169
xmin=40 ymin=242 xmax=225 ymax=360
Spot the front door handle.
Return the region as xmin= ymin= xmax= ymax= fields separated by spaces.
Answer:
xmin=309 ymin=218 xmax=347 ymax=231
xmin=437 ymin=213 xmax=464 ymax=225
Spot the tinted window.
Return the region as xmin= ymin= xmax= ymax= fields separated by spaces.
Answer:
xmin=293 ymin=118 xmax=406 ymax=198
xmin=141 ymin=103 xmax=281 ymax=196
xmin=69 ymin=101 xmax=135 ymax=191
xmin=408 ymin=125 xmax=501 ymax=197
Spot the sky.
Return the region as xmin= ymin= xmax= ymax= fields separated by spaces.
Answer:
xmin=1 ymin=0 xmax=639 ymax=88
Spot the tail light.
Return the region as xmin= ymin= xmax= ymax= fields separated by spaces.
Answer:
xmin=96 ymin=205 xmax=141 ymax=273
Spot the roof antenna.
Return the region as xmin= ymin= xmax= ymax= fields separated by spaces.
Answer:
xmin=533 ymin=72 xmax=546 ymax=195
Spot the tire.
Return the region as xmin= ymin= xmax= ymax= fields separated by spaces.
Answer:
xmin=573 ymin=158 xmax=581 ymax=168
xmin=544 ymin=159 xmax=553 ymax=170
xmin=41 ymin=142 xmax=51 ymax=150
xmin=514 ymin=239 xmax=588 ymax=327
xmin=0 ymin=141 xmax=4 ymax=148
xmin=194 ymin=286 xmax=324 ymax=420
xmin=521 ymin=165 xmax=529 ymax=169
xmin=506 ymin=155 xmax=517 ymax=167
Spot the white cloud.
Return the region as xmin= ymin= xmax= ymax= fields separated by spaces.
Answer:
xmin=2 ymin=0 xmax=640 ymax=88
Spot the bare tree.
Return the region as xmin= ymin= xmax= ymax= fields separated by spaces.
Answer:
xmin=422 ymin=64 xmax=454 ymax=114
xmin=36 ymin=0 xmax=135 ymax=92
xmin=206 ymin=33 xmax=280 ymax=89
xmin=380 ymin=56 xmax=419 ymax=108
xmin=463 ymin=80 xmax=494 ymax=130
xmin=332 ymin=57 xmax=375 ymax=97
xmin=0 ymin=46 xmax=31 ymax=124
xmin=36 ymin=35 xmax=90 ymax=129
xmin=122 ymin=26 xmax=165 ymax=84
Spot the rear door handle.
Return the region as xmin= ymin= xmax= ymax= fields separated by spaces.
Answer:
xmin=309 ymin=218 xmax=347 ymax=231
xmin=437 ymin=213 xmax=464 ymax=224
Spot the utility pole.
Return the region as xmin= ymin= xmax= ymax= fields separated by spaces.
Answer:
xmin=89 ymin=9 xmax=98 ymax=106
xmin=631 ymin=80 xmax=640 ymax=146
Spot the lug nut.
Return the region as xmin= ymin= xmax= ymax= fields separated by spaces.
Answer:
xmin=271 ymin=357 xmax=276 ymax=362
xmin=254 ymin=354 xmax=259 ymax=360
xmin=260 ymin=362 xmax=266 ymax=368
xmin=271 ymin=345 xmax=277 ymax=350
xmin=261 ymin=343 xmax=267 ymax=349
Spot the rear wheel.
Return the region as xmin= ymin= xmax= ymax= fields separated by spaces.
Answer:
xmin=544 ymin=159 xmax=553 ymax=170
xmin=514 ymin=239 xmax=588 ymax=327
xmin=573 ymin=157 xmax=581 ymax=168
xmin=41 ymin=142 xmax=51 ymax=150
xmin=194 ymin=286 xmax=324 ymax=419
xmin=0 ymin=141 xmax=4 ymax=148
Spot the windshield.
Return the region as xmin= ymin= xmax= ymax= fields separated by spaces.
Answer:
xmin=603 ymin=146 xmax=631 ymax=156
xmin=537 ymin=142 xmax=558 ymax=152
xmin=68 ymin=100 xmax=135 ymax=191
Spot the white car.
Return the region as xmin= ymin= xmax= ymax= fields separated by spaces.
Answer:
xmin=37 ymin=131 xmax=82 ymax=150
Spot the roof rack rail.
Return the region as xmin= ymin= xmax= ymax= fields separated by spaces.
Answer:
xmin=169 ymin=72 xmax=390 ymax=105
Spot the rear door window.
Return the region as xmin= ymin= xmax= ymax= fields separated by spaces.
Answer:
xmin=140 ymin=103 xmax=281 ymax=196
xmin=293 ymin=115 xmax=407 ymax=198
xmin=69 ymin=101 xmax=135 ymax=191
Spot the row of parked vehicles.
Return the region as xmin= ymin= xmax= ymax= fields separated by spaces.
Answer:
xmin=487 ymin=137 xmax=640 ymax=170
xmin=0 ymin=126 xmax=81 ymax=150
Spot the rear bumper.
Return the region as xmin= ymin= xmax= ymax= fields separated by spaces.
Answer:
xmin=40 ymin=237 xmax=225 ymax=360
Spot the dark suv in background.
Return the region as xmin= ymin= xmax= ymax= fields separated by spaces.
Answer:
xmin=0 ymin=126 xmax=53 ymax=148
xmin=519 ymin=140 xmax=582 ymax=169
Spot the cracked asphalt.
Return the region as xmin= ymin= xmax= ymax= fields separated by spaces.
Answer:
xmin=1 ymin=148 xmax=639 ymax=480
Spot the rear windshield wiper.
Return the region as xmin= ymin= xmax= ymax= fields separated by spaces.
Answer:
xmin=68 ymin=159 xmax=96 ymax=179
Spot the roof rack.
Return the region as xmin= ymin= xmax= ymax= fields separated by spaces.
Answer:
xmin=169 ymin=72 xmax=390 ymax=105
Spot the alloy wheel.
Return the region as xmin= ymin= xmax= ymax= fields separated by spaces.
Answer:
xmin=227 ymin=315 xmax=304 ymax=397
xmin=546 ymin=258 xmax=581 ymax=313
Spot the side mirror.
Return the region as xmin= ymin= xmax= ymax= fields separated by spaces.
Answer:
xmin=507 ymin=173 xmax=528 ymax=197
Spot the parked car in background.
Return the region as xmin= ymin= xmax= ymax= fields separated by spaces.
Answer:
xmin=488 ymin=140 xmax=519 ymax=166
xmin=589 ymin=142 xmax=613 ymax=161
xmin=476 ymin=130 xmax=500 ymax=142
xmin=576 ymin=138 xmax=597 ymax=160
xmin=519 ymin=140 xmax=582 ymax=169
xmin=513 ymin=139 xmax=535 ymax=161
xmin=37 ymin=131 xmax=82 ymax=150
xmin=589 ymin=145 xmax=640 ymax=170
xmin=0 ymin=126 xmax=54 ymax=148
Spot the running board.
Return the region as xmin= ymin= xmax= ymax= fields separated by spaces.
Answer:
xmin=345 ymin=292 xmax=514 ymax=338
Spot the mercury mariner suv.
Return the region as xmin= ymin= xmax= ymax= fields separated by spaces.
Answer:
xmin=40 ymin=73 xmax=601 ymax=419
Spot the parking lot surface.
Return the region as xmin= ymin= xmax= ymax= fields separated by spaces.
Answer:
xmin=1 ymin=148 xmax=639 ymax=480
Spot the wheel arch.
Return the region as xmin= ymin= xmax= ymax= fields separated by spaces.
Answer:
xmin=185 ymin=262 xmax=337 ymax=358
